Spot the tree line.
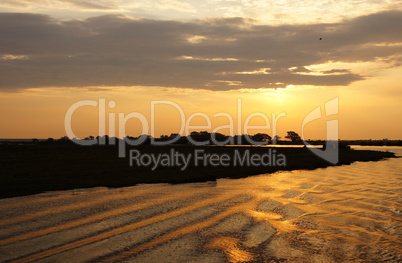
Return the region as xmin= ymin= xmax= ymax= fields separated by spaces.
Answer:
xmin=32 ymin=131 xmax=304 ymax=145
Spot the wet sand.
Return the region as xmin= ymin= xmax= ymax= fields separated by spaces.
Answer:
xmin=0 ymin=147 xmax=401 ymax=262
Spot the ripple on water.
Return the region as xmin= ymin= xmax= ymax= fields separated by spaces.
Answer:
xmin=0 ymin=147 xmax=401 ymax=262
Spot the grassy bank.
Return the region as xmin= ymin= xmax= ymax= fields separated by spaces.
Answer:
xmin=0 ymin=144 xmax=396 ymax=199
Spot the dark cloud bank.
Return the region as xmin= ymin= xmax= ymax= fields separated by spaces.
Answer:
xmin=0 ymin=11 xmax=401 ymax=91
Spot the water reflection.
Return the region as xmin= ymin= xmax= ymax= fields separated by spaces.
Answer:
xmin=0 ymin=147 xmax=400 ymax=262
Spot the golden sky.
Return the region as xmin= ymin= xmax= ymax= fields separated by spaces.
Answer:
xmin=0 ymin=0 xmax=401 ymax=140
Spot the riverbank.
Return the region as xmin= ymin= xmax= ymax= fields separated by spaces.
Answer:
xmin=0 ymin=144 xmax=396 ymax=199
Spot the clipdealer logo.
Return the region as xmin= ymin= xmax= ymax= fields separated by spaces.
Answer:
xmin=64 ymin=98 xmax=287 ymax=157
xmin=302 ymin=97 xmax=339 ymax=164
xmin=64 ymin=97 xmax=339 ymax=167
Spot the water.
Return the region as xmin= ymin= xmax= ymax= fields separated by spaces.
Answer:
xmin=0 ymin=147 xmax=400 ymax=262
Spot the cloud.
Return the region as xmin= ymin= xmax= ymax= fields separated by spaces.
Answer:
xmin=205 ymin=0 xmax=402 ymax=24
xmin=0 ymin=0 xmax=118 ymax=11
xmin=0 ymin=10 xmax=401 ymax=91
xmin=59 ymin=0 xmax=116 ymax=10
xmin=156 ymin=0 xmax=195 ymax=12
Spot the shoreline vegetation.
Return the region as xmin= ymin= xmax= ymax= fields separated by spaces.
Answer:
xmin=0 ymin=141 xmax=397 ymax=199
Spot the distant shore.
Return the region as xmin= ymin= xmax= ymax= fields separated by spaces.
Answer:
xmin=0 ymin=144 xmax=396 ymax=199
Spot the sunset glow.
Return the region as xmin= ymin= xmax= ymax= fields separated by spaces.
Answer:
xmin=0 ymin=0 xmax=401 ymax=140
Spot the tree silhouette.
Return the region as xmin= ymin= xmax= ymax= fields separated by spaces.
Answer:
xmin=285 ymin=131 xmax=302 ymax=142
xmin=251 ymin=133 xmax=272 ymax=144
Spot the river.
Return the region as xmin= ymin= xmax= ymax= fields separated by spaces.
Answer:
xmin=0 ymin=146 xmax=400 ymax=262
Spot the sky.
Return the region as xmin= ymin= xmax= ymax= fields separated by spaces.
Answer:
xmin=0 ymin=0 xmax=401 ymax=140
